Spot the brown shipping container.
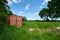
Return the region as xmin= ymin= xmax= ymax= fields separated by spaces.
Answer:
xmin=7 ymin=15 xmax=22 ymax=27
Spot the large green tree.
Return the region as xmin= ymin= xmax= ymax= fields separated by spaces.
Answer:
xmin=48 ymin=0 xmax=60 ymax=19
xmin=39 ymin=0 xmax=60 ymax=21
xmin=0 ymin=0 xmax=13 ymax=23
xmin=39 ymin=8 xmax=49 ymax=21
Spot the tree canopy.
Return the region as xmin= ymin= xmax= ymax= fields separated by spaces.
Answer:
xmin=48 ymin=0 xmax=60 ymax=19
xmin=39 ymin=8 xmax=49 ymax=21
xmin=39 ymin=0 xmax=60 ymax=21
xmin=0 ymin=0 xmax=13 ymax=23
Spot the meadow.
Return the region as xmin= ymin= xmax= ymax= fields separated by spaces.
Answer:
xmin=0 ymin=21 xmax=60 ymax=40
xmin=22 ymin=21 xmax=60 ymax=29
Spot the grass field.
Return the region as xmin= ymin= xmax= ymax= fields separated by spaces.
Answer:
xmin=22 ymin=21 xmax=60 ymax=29
xmin=0 ymin=21 xmax=60 ymax=40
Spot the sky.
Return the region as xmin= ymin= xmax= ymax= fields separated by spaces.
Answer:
xmin=7 ymin=0 xmax=51 ymax=20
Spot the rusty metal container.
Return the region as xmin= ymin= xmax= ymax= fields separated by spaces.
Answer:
xmin=7 ymin=15 xmax=22 ymax=27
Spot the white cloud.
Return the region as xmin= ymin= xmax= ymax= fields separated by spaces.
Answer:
xmin=12 ymin=10 xmax=16 ymax=14
xmin=7 ymin=0 xmax=13 ymax=5
xmin=42 ymin=0 xmax=51 ymax=5
xmin=40 ymin=6 xmax=47 ymax=10
xmin=18 ymin=11 xmax=26 ymax=16
xmin=25 ymin=4 xmax=30 ymax=10
xmin=7 ymin=0 xmax=22 ymax=5
xmin=27 ymin=12 xmax=41 ymax=20
xmin=39 ymin=0 xmax=51 ymax=10
xmin=19 ymin=11 xmax=24 ymax=14
xmin=40 ymin=6 xmax=44 ymax=9
xmin=27 ymin=12 xmax=39 ymax=16
xmin=12 ymin=0 xmax=21 ymax=3
xmin=35 ymin=12 xmax=39 ymax=15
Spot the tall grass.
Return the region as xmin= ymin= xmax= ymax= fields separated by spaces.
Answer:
xmin=0 ymin=21 xmax=60 ymax=40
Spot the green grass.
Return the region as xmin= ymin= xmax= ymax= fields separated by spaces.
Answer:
xmin=0 ymin=21 xmax=60 ymax=40
xmin=22 ymin=21 xmax=60 ymax=29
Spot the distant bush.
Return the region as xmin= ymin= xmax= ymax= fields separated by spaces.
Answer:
xmin=22 ymin=16 xmax=27 ymax=21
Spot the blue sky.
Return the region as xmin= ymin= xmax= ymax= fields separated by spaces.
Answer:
xmin=7 ymin=0 xmax=51 ymax=20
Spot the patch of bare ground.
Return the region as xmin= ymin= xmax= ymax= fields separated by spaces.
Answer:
xmin=28 ymin=27 xmax=60 ymax=35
